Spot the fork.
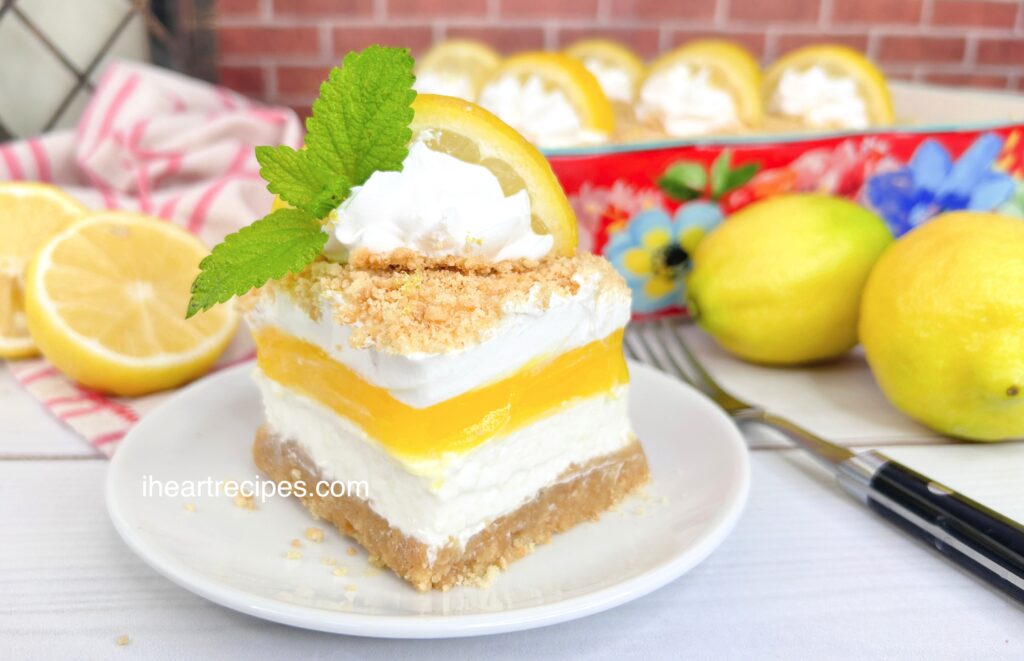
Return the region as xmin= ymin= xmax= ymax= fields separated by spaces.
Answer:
xmin=625 ymin=318 xmax=1024 ymax=604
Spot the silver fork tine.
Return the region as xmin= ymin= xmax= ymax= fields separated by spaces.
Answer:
xmin=623 ymin=330 xmax=640 ymax=361
xmin=661 ymin=319 xmax=727 ymax=397
xmin=653 ymin=319 xmax=708 ymax=389
xmin=626 ymin=323 xmax=696 ymax=387
xmin=660 ymin=319 xmax=755 ymax=414
xmin=623 ymin=326 xmax=656 ymax=368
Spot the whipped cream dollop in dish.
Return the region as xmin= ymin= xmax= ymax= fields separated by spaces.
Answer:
xmin=478 ymin=75 xmax=608 ymax=148
xmin=413 ymin=72 xmax=475 ymax=101
xmin=636 ymin=65 xmax=740 ymax=136
xmin=582 ymin=58 xmax=634 ymax=103
xmin=326 ymin=141 xmax=553 ymax=262
xmin=770 ymin=65 xmax=869 ymax=129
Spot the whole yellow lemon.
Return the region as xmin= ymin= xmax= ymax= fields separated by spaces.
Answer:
xmin=860 ymin=212 xmax=1024 ymax=441
xmin=687 ymin=194 xmax=892 ymax=364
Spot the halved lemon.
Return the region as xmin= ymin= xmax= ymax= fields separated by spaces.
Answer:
xmin=564 ymin=38 xmax=646 ymax=104
xmin=0 ymin=182 xmax=89 ymax=358
xmin=411 ymin=93 xmax=578 ymax=255
xmin=763 ymin=44 xmax=893 ymax=128
xmin=25 ymin=212 xmax=238 ymax=395
xmin=415 ymin=39 xmax=502 ymax=101
xmin=478 ymin=51 xmax=615 ymax=143
xmin=638 ymin=39 xmax=763 ymax=133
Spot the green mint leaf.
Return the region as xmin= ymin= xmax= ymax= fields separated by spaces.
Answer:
xmin=187 ymin=45 xmax=417 ymax=318
xmin=657 ymin=176 xmax=699 ymax=202
xmin=186 ymin=208 xmax=327 ymax=318
xmin=255 ymin=145 xmax=351 ymax=217
xmin=709 ymin=150 xmax=732 ymax=200
xmin=305 ymin=45 xmax=416 ymax=186
xmin=658 ymin=161 xmax=706 ymax=202
xmin=724 ymin=162 xmax=759 ymax=194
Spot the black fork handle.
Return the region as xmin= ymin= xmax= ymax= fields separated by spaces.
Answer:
xmin=838 ymin=450 xmax=1024 ymax=604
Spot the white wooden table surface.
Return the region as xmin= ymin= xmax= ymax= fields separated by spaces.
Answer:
xmin=3 ymin=326 xmax=1023 ymax=660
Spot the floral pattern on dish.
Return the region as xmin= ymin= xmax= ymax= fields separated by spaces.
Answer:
xmin=864 ymin=133 xmax=1016 ymax=235
xmin=604 ymin=201 xmax=723 ymax=314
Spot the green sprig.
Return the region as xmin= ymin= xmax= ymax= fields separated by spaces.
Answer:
xmin=185 ymin=45 xmax=416 ymax=318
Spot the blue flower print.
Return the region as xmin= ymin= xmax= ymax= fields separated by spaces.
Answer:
xmin=604 ymin=201 xmax=724 ymax=314
xmin=865 ymin=133 xmax=1016 ymax=235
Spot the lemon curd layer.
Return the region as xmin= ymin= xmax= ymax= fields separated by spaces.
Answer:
xmin=255 ymin=326 xmax=628 ymax=460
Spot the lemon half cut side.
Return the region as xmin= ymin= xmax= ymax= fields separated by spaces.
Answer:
xmin=25 ymin=212 xmax=238 ymax=395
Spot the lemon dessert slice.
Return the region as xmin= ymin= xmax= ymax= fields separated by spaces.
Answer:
xmin=564 ymin=38 xmax=646 ymax=111
xmin=763 ymin=44 xmax=894 ymax=131
xmin=228 ymin=50 xmax=647 ymax=591
xmin=477 ymin=51 xmax=615 ymax=148
xmin=0 ymin=182 xmax=88 ymax=358
xmin=636 ymin=39 xmax=762 ymax=137
xmin=413 ymin=39 xmax=502 ymax=101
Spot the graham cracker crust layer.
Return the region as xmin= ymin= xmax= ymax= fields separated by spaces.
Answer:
xmin=253 ymin=425 xmax=649 ymax=591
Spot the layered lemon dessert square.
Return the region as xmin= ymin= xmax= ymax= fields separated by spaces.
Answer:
xmin=187 ymin=46 xmax=648 ymax=591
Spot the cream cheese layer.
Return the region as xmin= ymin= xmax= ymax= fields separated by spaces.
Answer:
xmin=256 ymin=369 xmax=633 ymax=552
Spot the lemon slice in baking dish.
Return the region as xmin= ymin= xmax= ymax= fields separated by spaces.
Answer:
xmin=763 ymin=44 xmax=894 ymax=130
xmin=414 ymin=39 xmax=502 ymax=101
xmin=636 ymin=39 xmax=762 ymax=137
xmin=410 ymin=93 xmax=578 ymax=255
xmin=564 ymin=38 xmax=646 ymax=104
xmin=477 ymin=51 xmax=615 ymax=148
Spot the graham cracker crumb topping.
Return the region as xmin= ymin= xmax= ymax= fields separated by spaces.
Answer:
xmin=269 ymin=252 xmax=628 ymax=355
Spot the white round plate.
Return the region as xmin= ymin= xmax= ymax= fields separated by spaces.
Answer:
xmin=107 ymin=360 xmax=749 ymax=638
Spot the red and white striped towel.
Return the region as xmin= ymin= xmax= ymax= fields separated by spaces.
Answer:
xmin=2 ymin=60 xmax=304 ymax=456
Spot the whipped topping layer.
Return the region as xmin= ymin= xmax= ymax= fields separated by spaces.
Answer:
xmin=478 ymin=74 xmax=608 ymax=148
xmin=583 ymin=57 xmax=634 ymax=103
xmin=636 ymin=65 xmax=740 ymax=136
xmin=770 ymin=65 xmax=869 ymax=129
xmin=248 ymin=266 xmax=632 ymax=408
xmin=413 ymin=71 xmax=475 ymax=100
xmin=327 ymin=141 xmax=553 ymax=262
xmin=256 ymin=370 xmax=632 ymax=552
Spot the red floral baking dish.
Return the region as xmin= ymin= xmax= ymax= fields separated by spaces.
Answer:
xmin=543 ymin=82 xmax=1024 ymax=316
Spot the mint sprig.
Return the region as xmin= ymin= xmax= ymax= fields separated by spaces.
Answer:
xmin=254 ymin=144 xmax=351 ymax=218
xmin=186 ymin=45 xmax=416 ymax=318
xmin=187 ymin=209 xmax=327 ymax=317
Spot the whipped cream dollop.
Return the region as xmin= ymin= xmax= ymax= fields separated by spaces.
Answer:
xmin=413 ymin=71 xmax=475 ymax=101
xmin=636 ymin=65 xmax=740 ymax=136
xmin=326 ymin=141 xmax=553 ymax=262
xmin=770 ymin=65 xmax=869 ymax=129
xmin=582 ymin=57 xmax=634 ymax=103
xmin=478 ymin=75 xmax=608 ymax=148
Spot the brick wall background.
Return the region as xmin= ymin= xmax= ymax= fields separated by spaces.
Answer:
xmin=214 ymin=0 xmax=1024 ymax=115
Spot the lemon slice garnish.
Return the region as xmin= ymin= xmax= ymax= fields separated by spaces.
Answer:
xmin=0 ymin=182 xmax=89 ymax=358
xmin=415 ymin=39 xmax=502 ymax=101
xmin=410 ymin=94 xmax=578 ymax=256
xmin=638 ymin=39 xmax=763 ymax=135
xmin=564 ymin=38 xmax=646 ymax=104
xmin=479 ymin=51 xmax=615 ymax=146
xmin=25 ymin=212 xmax=238 ymax=395
xmin=763 ymin=44 xmax=893 ymax=129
